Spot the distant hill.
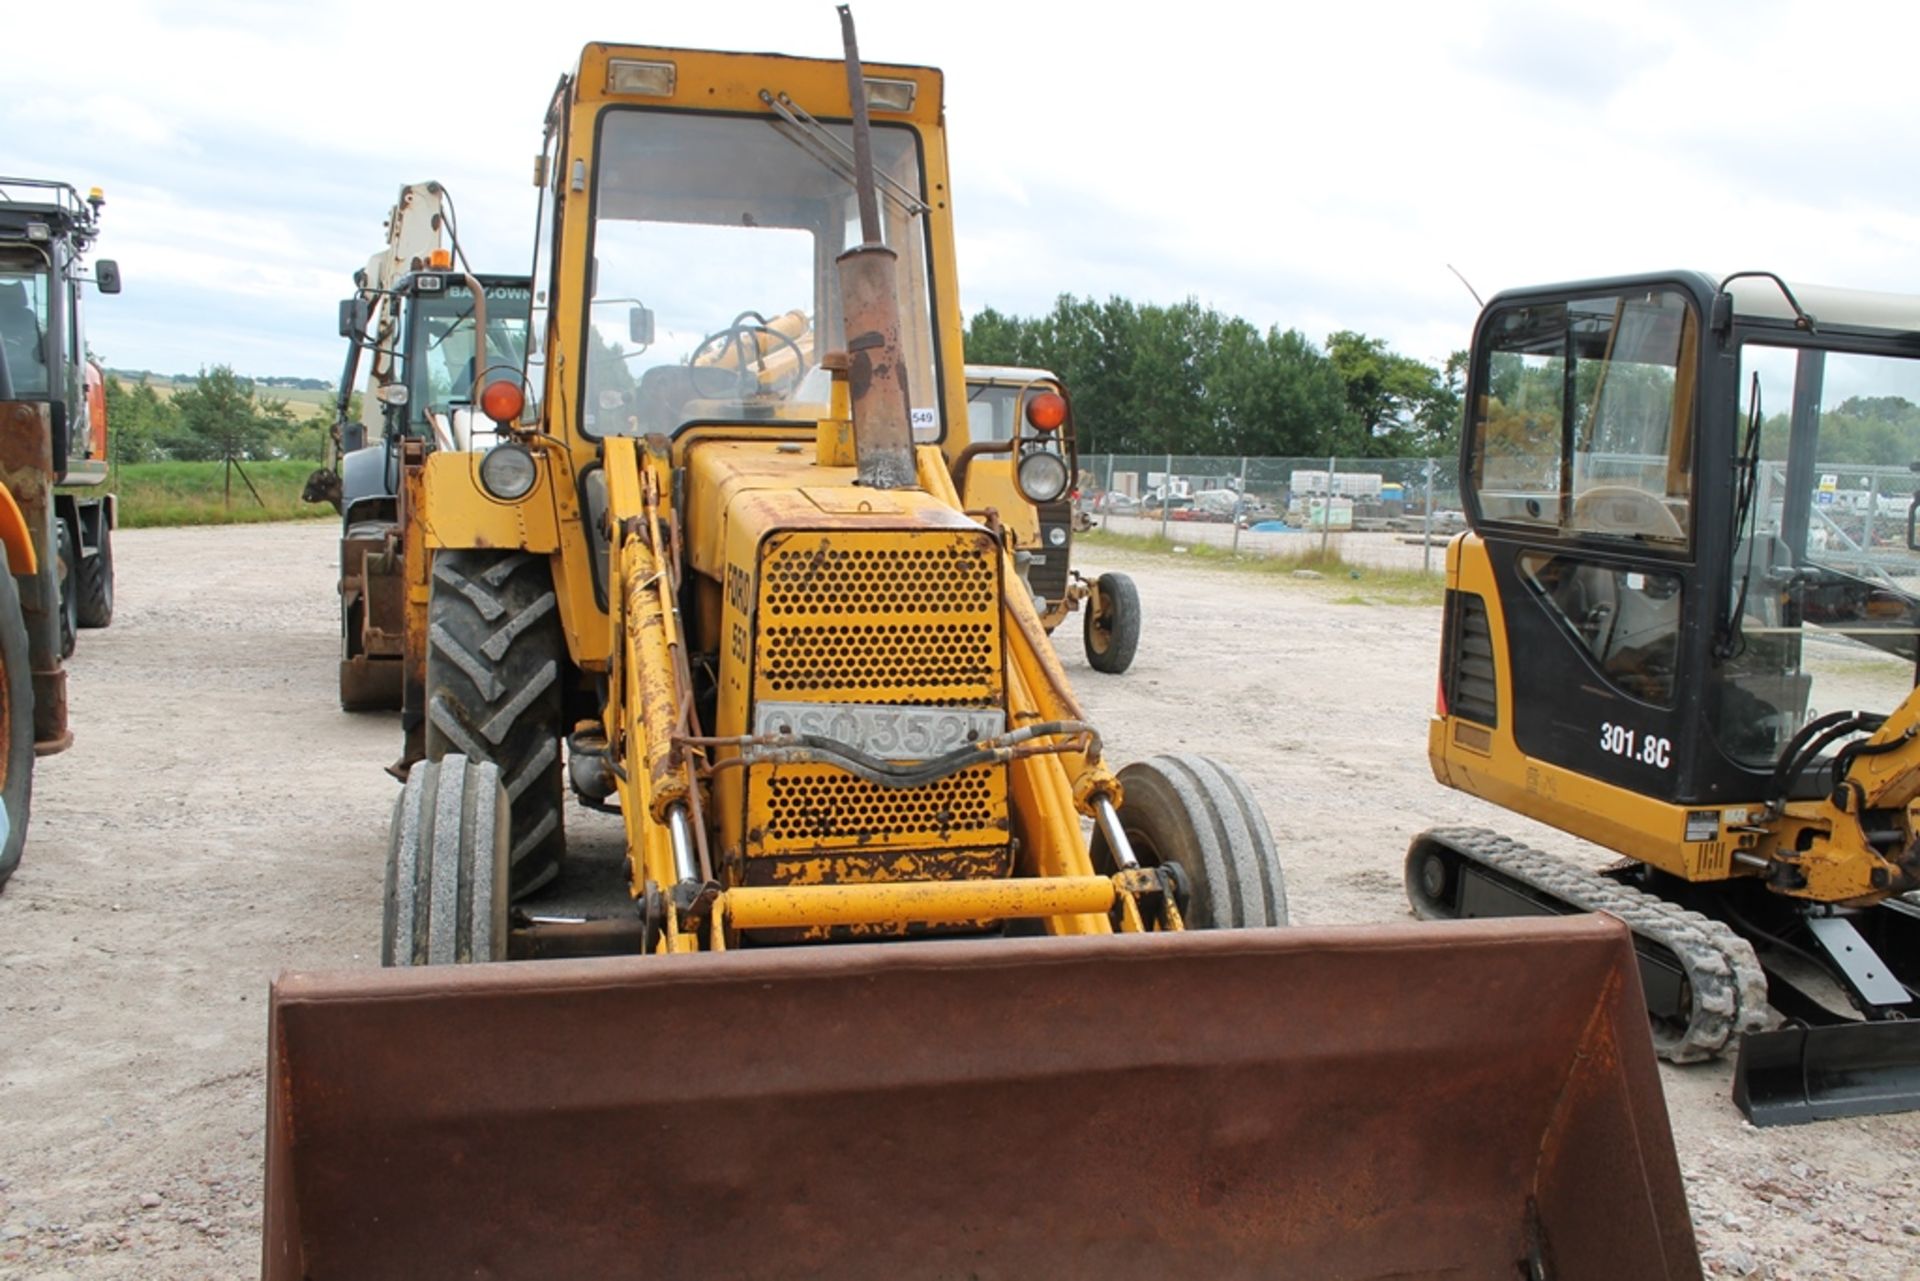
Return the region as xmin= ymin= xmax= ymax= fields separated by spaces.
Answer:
xmin=106 ymin=370 xmax=333 ymax=421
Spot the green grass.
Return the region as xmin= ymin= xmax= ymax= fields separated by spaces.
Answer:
xmin=1078 ymin=526 xmax=1445 ymax=606
xmin=112 ymin=460 xmax=332 ymax=527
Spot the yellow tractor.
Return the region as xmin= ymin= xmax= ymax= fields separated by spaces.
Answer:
xmin=1414 ymin=270 xmax=1920 ymax=1124
xmin=263 ymin=21 xmax=1701 ymax=1277
xmin=960 ymin=364 xmax=1141 ymax=672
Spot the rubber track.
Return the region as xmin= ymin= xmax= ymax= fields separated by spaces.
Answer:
xmin=1412 ymin=825 xmax=1774 ymax=1063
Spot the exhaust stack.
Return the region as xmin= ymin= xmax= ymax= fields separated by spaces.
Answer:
xmin=834 ymin=4 xmax=916 ymax=490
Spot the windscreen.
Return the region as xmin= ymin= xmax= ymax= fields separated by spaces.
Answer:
xmin=1470 ymin=288 xmax=1697 ymax=548
xmin=404 ymin=280 xmax=533 ymax=431
xmin=582 ymin=109 xmax=940 ymax=438
xmin=1714 ymin=342 xmax=1920 ymax=767
xmin=0 ymin=264 xmax=52 ymax=396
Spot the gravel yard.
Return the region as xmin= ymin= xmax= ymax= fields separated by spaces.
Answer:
xmin=0 ymin=522 xmax=1914 ymax=1278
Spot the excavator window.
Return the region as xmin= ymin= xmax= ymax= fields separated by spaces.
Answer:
xmin=579 ymin=109 xmax=939 ymax=440
xmin=1469 ymin=288 xmax=1696 ymax=549
xmin=1713 ymin=341 xmax=1920 ymax=769
xmin=1521 ymin=551 xmax=1682 ymax=705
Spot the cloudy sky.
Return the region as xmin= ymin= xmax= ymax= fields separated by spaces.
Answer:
xmin=9 ymin=0 xmax=1919 ymax=382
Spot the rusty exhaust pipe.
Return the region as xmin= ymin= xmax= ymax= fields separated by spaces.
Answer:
xmin=834 ymin=4 xmax=915 ymax=491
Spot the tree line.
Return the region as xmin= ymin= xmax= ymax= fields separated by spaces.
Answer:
xmin=103 ymin=367 xmax=330 ymax=464
xmin=964 ymin=295 xmax=1466 ymax=458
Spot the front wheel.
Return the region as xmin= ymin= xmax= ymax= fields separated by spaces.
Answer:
xmin=424 ymin=550 xmax=566 ymax=897
xmin=383 ymin=755 xmax=510 ymax=965
xmin=0 ymin=548 xmax=32 ymax=889
xmin=76 ymin=519 xmax=113 ymax=629
xmin=1090 ymin=753 xmax=1287 ymax=929
xmin=1083 ymin=571 xmax=1141 ymax=674
xmin=54 ymin=521 xmax=77 ymax=659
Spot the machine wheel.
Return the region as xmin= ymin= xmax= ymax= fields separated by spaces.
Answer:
xmin=382 ymin=754 xmax=509 ymax=965
xmin=75 ymin=519 xmax=112 ymax=629
xmin=423 ymin=550 xmax=565 ymax=898
xmin=0 ymin=550 xmax=33 ymax=889
xmin=1083 ymin=571 xmax=1140 ymax=674
xmin=1091 ymin=753 xmax=1287 ymax=929
xmin=54 ymin=521 xmax=77 ymax=660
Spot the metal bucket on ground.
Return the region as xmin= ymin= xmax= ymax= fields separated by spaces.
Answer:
xmin=264 ymin=915 xmax=1699 ymax=1280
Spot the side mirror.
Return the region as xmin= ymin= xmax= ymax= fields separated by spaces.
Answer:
xmin=629 ymin=305 xmax=655 ymax=347
xmin=339 ymin=296 xmax=372 ymax=340
xmin=95 ymin=260 xmax=122 ymax=295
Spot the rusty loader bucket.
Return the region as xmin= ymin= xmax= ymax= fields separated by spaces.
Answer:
xmin=264 ymin=915 xmax=1699 ymax=1280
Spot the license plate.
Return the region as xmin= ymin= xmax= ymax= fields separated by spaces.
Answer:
xmin=751 ymin=701 xmax=1005 ymax=762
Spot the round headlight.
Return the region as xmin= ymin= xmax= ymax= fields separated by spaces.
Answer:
xmin=1047 ymin=525 xmax=1068 ymax=547
xmin=1017 ymin=449 xmax=1069 ymax=504
xmin=479 ymin=443 xmax=539 ymax=501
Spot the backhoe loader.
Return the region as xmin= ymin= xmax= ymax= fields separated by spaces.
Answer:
xmin=961 ymin=364 xmax=1141 ymax=672
xmin=1414 ymin=269 xmax=1920 ymax=1124
xmin=263 ymin=19 xmax=1701 ymax=1277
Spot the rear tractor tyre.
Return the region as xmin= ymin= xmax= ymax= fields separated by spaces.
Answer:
xmin=383 ymin=755 xmax=510 ymax=965
xmin=54 ymin=521 xmax=77 ymax=660
xmin=1091 ymin=753 xmax=1287 ymax=929
xmin=0 ymin=549 xmax=33 ymax=890
xmin=1083 ymin=571 xmax=1140 ymax=674
xmin=76 ymin=520 xmax=112 ymax=629
xmin=423 ymin=550 xmax=566 ymax=899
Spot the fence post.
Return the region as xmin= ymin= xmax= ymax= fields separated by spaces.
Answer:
xmin=1160 ymin=452 xmax=1172 ymax=541
xmin=1231 ymin=456 xmax=1247 ymax=554
xmin=1867 ymin=471 xmax=1881 ymax=548
xmin=1319 ymin=454 xmax=1336 ymax=561
xmin=1423 ymin=457 xmax=1436 ymax=575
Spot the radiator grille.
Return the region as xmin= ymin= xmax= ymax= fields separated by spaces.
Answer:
xmin=762 ymin=622 xmax=996 ymax=694
xmin=763 ymin=543 xmax=997 ymax=617
xmin=763 ymin=765 xmax=1005 ymax=844
xmin=749 ymin=529 xmax=1009 ymax=858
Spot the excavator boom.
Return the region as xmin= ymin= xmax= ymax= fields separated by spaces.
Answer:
xmin=266 ymin=916 xmax=1698 ymax=1280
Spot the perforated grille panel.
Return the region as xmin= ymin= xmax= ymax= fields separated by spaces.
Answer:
xmin=748 ymin=529 xmax=1009 ymax=859
xmin=754 ymin=532 xmax=1003 ymax=704
xmin=763 ymin=765 xmax=1005 ymax=845
xmin=762 ymin=622 xmax=995 ymax=695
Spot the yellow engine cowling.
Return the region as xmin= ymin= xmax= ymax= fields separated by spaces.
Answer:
xmin=690 ymin=439 xmax=1017 ymax=935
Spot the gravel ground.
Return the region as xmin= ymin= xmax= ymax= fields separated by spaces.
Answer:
xmin=0 ymin=522 xmax=1916 ymax=1278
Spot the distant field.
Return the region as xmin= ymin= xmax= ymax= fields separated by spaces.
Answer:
xmin=112 ymin=374 xmax=333 ymax=422
xmin=112 ymin=460 xmax=333 ymax=527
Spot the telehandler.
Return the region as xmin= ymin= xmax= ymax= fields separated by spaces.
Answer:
xmin=263 ymin=19 xmax=1701 ymax=1277
xmin=309 ymin=181 xmax=533 ymax=712
xmin=961 ymin=364 xmax=1141 ymax=672
xmin=1414 ymin=269 xmax=1920 ymax=1124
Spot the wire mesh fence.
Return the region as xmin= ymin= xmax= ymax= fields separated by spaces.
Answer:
xmin=1078 ymin=454 xmax=1463 ymax=574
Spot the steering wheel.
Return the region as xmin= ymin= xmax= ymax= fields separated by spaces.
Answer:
xmin=687 ymin=312 xmax=808 ymax=401
xmin=1571 ymin=485 xmax=1685 ymax=541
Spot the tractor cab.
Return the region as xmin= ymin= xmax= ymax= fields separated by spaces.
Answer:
xmin=0 ymin=178 xmax=119 ymax=479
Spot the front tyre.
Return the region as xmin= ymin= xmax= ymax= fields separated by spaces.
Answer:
xmin=383 ymin=755 xmax=510 ymax=964
xmin=0 ymin=549 xmax=32 ymax=889
xmin=76 ymin=519 xmax=112 ymax=629
xmin=1083 ymin=571 xmax=1141 ymax=674
xmin=1090 ymin=753 xmax=1287 ymax=929
xmin=423 ymin=550 xmax=565 ymax=898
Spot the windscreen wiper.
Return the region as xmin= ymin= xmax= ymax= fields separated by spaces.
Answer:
xmin=759 ymin=89 xmax=927 ymax=218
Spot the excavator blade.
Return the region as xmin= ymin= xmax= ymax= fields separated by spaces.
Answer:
xmin=1734 ymin=1020 xmax=1920 ymax=1125
xmin=264 ymin=915 xmax=1699 ymax=1280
